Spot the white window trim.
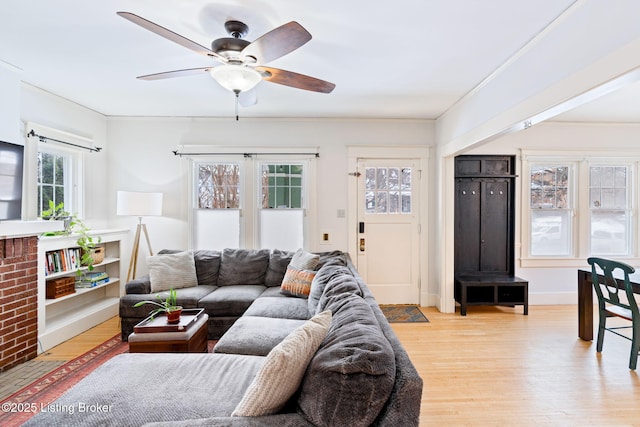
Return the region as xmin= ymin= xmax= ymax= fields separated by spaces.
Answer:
xmin=24 ymin=122 xmax=87 ymax=220
xmin=521 ymin=150 xmax=640 ymax=267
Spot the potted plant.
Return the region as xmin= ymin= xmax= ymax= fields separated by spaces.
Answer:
xmin=41 ymin=202 xmax=103 ymax=275
xmin=133 ymin=288 xmax=183 ymax=323
xmin=41 ymin=200 xmax=72 ymax=233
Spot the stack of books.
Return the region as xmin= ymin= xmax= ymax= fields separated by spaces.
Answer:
xmin=76 ymin=271 xmax=109 ymax=288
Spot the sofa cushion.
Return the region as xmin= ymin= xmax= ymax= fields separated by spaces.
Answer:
xmin=147 ymin=251 xmax=198 ymax=293
xmin=198 ymin=285 xmax=266 ymax=316
xmin=298 ymin=294 xmax=395 ymax=427
xmin=280 ymin=267 xmax=316 ymax=298
xmin=214 ymin=315 xmax=307 ymax=356
xmin=232 ymin=311 xmax=332 ymax=417
xmin=308 ymin=264 xmax=353 ymax=314
xmin=260 ymin=286 xmax=289 ymax=298
xmin=218 ymin=248 xmax=270 ymax=286
xmin=264 ymin=249 xmax=294 ymax=287
xmin=244 ymin=297 xmax=311 ymax=320
xmin=193 ymin=249 xmax=221 ymax=287
xmin=289 ymin=248 xmax=320 ymax=270
xmin=24 ymin=353 xmax=265 ymax=426
xmin=124 ymin=275 xmax=151 ymax=294
xmin=316 ymin=271 xmax=363 ymax=315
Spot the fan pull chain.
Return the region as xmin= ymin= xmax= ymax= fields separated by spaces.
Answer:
xmin=234 ymin=90 xmax=240 ymax=121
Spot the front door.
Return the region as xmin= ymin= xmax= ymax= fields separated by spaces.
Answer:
xmin=355 ymin=159 xmax=420 ymax=304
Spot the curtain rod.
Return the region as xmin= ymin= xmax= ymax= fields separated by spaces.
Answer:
xmin=28 ymin=129 xmax=102 ymax=153
xmin=172 ymin=150 xmax=319 ymax=158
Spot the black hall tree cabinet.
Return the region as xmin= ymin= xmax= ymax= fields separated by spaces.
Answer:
xmin=454 ymin=155 xmax=528 ymax=316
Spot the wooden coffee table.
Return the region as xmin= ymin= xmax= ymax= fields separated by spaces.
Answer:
xmin=128 ymin=311 xmax=209 ymax=353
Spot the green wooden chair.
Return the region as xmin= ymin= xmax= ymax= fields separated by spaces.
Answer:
xmin=587 ymin=257 xmax=640 ymax=370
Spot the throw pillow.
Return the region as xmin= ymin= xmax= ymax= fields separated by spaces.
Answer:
xmin=232 ymin=310 xmax=332 ymax=417
xmin=288 ymin=248 xmax=320 ymax=270
xmin=148 ymin=251 xmax=198 ymax=293
xmin=280 ymin=267 xmax=316 ymax=298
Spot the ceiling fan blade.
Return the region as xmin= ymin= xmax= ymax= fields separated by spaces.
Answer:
xmin=256 ymin=66 xmax=335 ymax=93
xmin=138 ymin=67 xmax=212 ymax=80
xmin=242 ymin=21 xmax=312 ymax=64
xmin=238 ymin=89 xmax=258 ymax=107
xmin=117 ymin=12 xmax=227 ymax=63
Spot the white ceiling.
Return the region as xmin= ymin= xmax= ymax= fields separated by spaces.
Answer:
xmin=1 ymin=0 xmax=638 ymax=122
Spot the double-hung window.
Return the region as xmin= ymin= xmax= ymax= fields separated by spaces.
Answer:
xmin=36 ymin=146 xmax=81 ymax=218
xmin=523 ymin=153 xmax=636 ymax=264
xmin=589 ymin=165 xmax=630 ymax=255
xmin=192 ymin=156 xmax=312 ymax=251
xmin=529 ymin=164 xmax=572 ymax=256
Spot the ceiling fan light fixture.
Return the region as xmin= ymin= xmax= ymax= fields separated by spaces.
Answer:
xmin=210 ymin=65 xmax=262 ymax=93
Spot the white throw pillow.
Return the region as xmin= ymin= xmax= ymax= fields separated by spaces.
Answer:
xmin=232 ymin=310 xmax=332 ymax=417
xmin=148 ymin=251 xmax=198 ymax=293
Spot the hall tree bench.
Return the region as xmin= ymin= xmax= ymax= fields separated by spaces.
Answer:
xmin=455 ymin=274 xmax=529 ymax=316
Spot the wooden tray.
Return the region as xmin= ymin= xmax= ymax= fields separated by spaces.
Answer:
xmin=134 ymin=308 xmax=204 ymax=333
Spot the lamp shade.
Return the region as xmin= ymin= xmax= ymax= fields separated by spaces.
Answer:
xmin=117 ymin=191 xmax=163 ymax=217
xmin=210 ymin=65 xmax=262 ymax=93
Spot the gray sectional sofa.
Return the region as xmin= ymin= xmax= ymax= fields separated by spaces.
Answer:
xmin=25 ymin=248 xmax=422 ymax=427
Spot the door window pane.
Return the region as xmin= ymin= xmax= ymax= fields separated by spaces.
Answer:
xmin=365 ymin=167 xmax=412 ymax=214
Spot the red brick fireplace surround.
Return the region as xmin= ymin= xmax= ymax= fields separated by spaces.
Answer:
xmin=0 ymin=236 xmax=38 ymax=372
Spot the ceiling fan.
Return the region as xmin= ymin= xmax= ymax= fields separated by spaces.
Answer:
xmin=117 ymin=11 xmax=335 ymax=109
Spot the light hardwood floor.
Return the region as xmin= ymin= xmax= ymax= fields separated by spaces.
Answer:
xmin=36 ymin=306 xmax=640 ymax=426
xmin=395 ymin=305 xmax=640 ymax=426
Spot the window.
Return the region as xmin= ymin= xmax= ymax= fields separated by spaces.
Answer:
xmin=261 ymin=164 xmax=303 ymax=208
xmin=364 ymin=167 xmax=412 ymax=214
xmin=194 ymin=162 xmax=242 ymax=249
xmin=523 ymin=153 xmax=637 ymax=264
xmin=589 ymin=165 xmax=630 ymax=255
xmin=198 ymin=163 xmax=240 ymax=208
xmin=192 ymin=157 xmax=312 ymax=251
xmin=37 ymin=148 xmax=74 ymax=217
xmin=529 ymin=165 xmax=572 ymax=256
xmin=259 ymin=163 xmax=305 ymax=250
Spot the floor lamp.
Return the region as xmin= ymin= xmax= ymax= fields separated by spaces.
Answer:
xmin=117 ymin=191 xmax=163 ymax=282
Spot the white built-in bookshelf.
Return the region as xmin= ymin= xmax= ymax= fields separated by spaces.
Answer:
xmin=37 ymin=229 xmax=127 ymax=351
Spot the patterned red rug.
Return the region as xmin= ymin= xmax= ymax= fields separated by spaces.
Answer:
xmin=0 ymin=334 xmax=128 ymax=427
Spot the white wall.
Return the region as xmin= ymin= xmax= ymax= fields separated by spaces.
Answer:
xmin=0 ymin=64 xmax=21 ymax=143
xmin=106 ymin=117 xmax=435 ymax=281
xmin=20 ymin=84 xmax=109 ymax=228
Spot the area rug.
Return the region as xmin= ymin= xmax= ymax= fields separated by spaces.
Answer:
xmin=380 ymin=305 xmax=429 ymax=323
xmin=0 ymin=334 xmax=128 ymax=427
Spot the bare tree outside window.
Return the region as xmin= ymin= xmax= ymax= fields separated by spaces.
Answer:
xmin=198 ymin=163 xmax=240 ymax=208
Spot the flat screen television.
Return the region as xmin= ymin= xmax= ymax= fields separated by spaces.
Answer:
xmin=0 ymin=140 xmax=24 ymax=221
